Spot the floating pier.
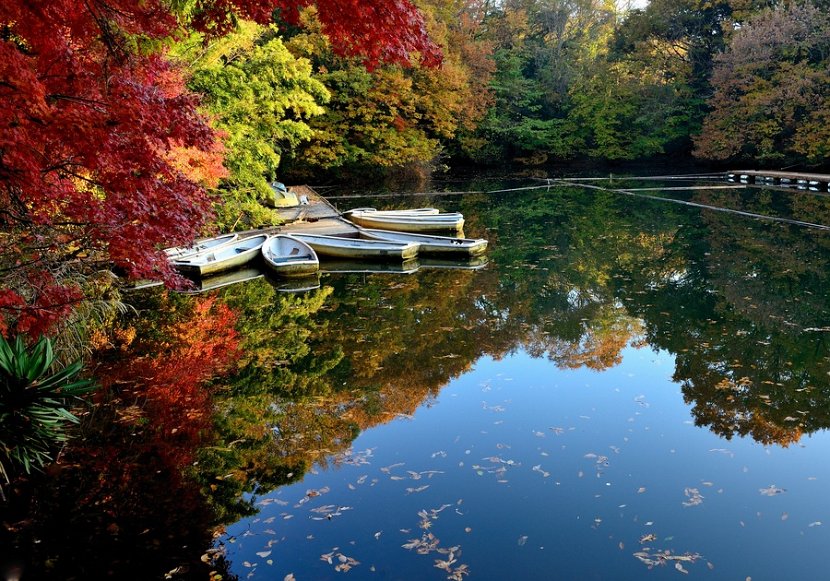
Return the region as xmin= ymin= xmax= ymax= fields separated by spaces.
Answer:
xmin=232 ymin=185 xmax=359 ymax=241
xmin=727 ymin=170 xmax=830 ymax=191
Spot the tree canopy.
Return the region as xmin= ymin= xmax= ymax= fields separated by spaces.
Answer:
xmin=0 ymin=0 xmax=441 ymax=333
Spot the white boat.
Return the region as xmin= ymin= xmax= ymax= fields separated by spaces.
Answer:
xmin=171 ymin=234 xmax=269 ymax=276
xmin=291 ymin=233 xmax=419 ymax=260
xmin=358 ymin=228 xmax=487 ymax=257
xmin=346 ymin=210 xmax=464 ymax=233
xmin=344 ymin=207 xmax=440 ymax=216
xmin=164 ymin=233 xmax=238 ymax=260
xmin=261 ymin=235 xmax=319 ymax=278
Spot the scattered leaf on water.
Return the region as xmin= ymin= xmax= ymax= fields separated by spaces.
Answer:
xmin=759 ymin=485 xmax=786 ymax=496
xmin=683 ymin=488 xmax=704 ymax=507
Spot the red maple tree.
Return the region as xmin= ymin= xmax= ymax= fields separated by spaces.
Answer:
xmin=0 ymin=0 xmax=440 ymax=335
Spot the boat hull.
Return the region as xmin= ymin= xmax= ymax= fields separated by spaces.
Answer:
xmin=359 ymin=228 xmax=487 ymax=256
xmin=292 ymin=233 xmax=419 ymax=260
xmin=172 ymin=234 xmax=268 ymax=277
xmin=347 ymin=212 xmax=464 ymax=233
xmin=262 ymin=235 xmax=320 ymax=278
xmin=164 ymin=233 xmax=239 ymax=260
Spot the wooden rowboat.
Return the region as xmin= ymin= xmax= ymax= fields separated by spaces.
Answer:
xmin=291 ymin=233 xmax=419 ymax=260
xmin=346 ymin=210 xmax=464 ymax=233
xmin=164 ymin=233 xmax=239 ymax=260
xmin=358 ymin=228 xmax=487 ymax=257
xmin=171 ymin=234 xmax=268 ymax=276
xmin=261 ymin=235 xmax=319 ymax=278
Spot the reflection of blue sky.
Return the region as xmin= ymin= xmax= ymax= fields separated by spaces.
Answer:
xmin=223 ymin=345 xmax=830 ymax=580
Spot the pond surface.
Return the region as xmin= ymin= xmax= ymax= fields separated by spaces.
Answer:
xmin=8 ymin=170 xmax=830 ymax=580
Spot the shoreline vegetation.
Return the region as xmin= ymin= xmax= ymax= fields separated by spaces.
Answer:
xmin=3 ymin=0 xmax=830 ymax=342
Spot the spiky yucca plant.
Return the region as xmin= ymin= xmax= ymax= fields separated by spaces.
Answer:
xmin=0 ymin=334 xmax=95 ymax=486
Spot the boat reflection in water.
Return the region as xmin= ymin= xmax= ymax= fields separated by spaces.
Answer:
xmin=269 ymin=273 xmax=321 ymax=293
xmin=418 ymin=256 xmax=489 ymax=270
xmin=181 ymin=267 xmax=321 ymax=294
xmin=319 ymin=258 xmax=421 ymax=274
xmin=181 ymin=266 xmax=264 ymax=293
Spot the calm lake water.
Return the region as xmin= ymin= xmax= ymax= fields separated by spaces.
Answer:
xmin=7 ymin=171 xmax=830 ymax=580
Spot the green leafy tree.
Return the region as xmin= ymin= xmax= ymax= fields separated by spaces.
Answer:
xmin=283 ymin=2 xmax=494 ymax=179
xmin=177 ymin=22 xmax=329 ymax=229
xmin=471 ymin=0 xmax=618 ymax=163
xmin=564 ymin=57 xmax=697 ymax=159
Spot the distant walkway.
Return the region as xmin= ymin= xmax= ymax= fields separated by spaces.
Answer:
xmin=728 ymin=170 xmax=830 ymax=190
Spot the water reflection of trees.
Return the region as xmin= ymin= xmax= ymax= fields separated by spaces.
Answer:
xmin=11 ymin=181 xmax=830 ymax=578
xmin=2 ymin=290 xmax=242 ymax=579
xmin=464 ymin=184 xmax=830 ymax=447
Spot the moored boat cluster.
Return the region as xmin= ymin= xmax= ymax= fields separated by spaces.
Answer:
xmin=164 ymin=206 xmax=489 ymax=290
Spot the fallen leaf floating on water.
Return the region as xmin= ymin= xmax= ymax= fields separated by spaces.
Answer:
xmin=284 ymin=575 xmax=295 ymax=581
xmin=321 ymin=550 xmax=360 ymax=572
xmin=759 ymin=485 xmax=786 ymax=496
xmin=532 ymin=464 xmax=551 ymax=478
xmin=639 ymin=534 xmax=657 ymax=544
xmin=709 ymin=448 xmax=734 ymax=457
xmin=403 ymin=509 xmax=470 ymax=580
xmin=683 ymin=488 xmax=704 ymax=507
xmin=406 ymin=485 xmax=430 ymax=494
xmin=633 ymin=548 xmax=703 ymax=571
xmin=255 ymin=551 xmax=271 ymax=558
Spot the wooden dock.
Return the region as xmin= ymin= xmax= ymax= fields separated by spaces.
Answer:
xmin=727 ymin=170 xmax=830 ymax=190
xmin=236 ymin=185 xmax=360 ymax=239
xmin=275 ymin=185 xmax=358 ymax=236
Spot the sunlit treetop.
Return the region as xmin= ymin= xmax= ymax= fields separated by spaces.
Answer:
xmin=177 ymin=0 xmax=443 ymax=68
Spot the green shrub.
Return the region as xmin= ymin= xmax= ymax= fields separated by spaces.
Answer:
xmin=0 ymin=334 xmax=95 ymax=487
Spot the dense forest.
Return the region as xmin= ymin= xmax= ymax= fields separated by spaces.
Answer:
xmin=3 ymin=0 xmax=830 ymax=329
